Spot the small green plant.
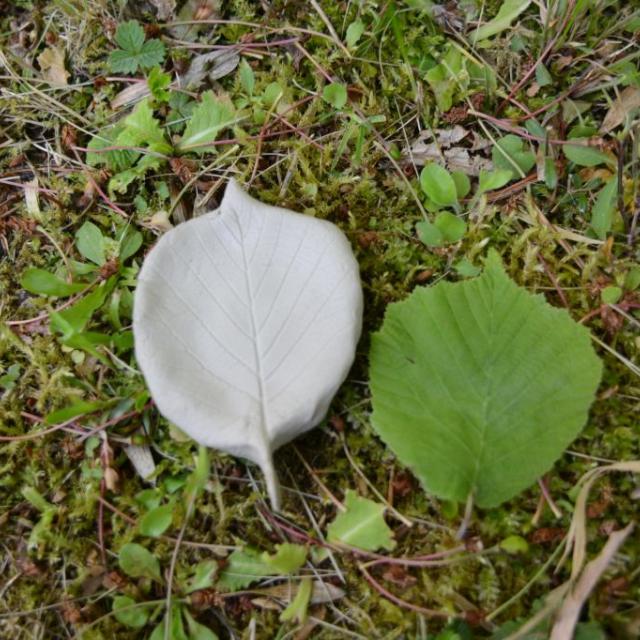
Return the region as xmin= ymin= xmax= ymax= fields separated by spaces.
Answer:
xmin=109 ymin=20 xmax=166 ymax=74
xmin=369 ymin=251 xmax=602 ymax=509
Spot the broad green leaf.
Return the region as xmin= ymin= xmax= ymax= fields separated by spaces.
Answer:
xmin=119 ymin=229 xmax=143 ymax=262
xmin=601 ymin=285 xmax=622 ymax=305
xmin=185 ymin=560 xmax=218 ymax=594
xmin=280 ymin=577 xmax=312 ymax=623
xmin=322 ymin=83 xmax=348 ymax=109
xmin=150 ymin=605 xmax=188 ymax=640
xmin=179 ymin=91 xmax=235 ymax=152
xmin=136 ymin=39 xmax=166 ymax=71
xmin=51 ymin=281 xmax=113 ymax=336
xmin=591 ymin=176 xmax=618 ymax=239
xmin=469 ymin=0 xmax=532 ymax=41
xmin=109 ymin=21 xmax=165 ymax=74
xmin=563 ymin=139 xmax=612 ymax=167
xmin=148 ymin=66 xmax=172 ymax=102
xmin=326 ymin=490 xmax=396 ymax=551
xmin=478 ymin=169 xmax=513 ymax=193
xmin=118 ymin=542 xmax=161 ymax=580
xmin=425 ymin=46 xmax=463 ymax=112
xmin=451 ymin=171 xmax=471 ymax=199
xmin=114 ymin=20 xmax=145 ymax=53
xmin=217 ymin=548 xmax=272 ymax=591
xmin=139 ymin=504 xmax=173 ymax=537
xmin=535 ymin=63 xmax=553 ymax=87
xmin=184 ymin=609 xmax=219 ymax=640
xmin=238 ymin=59 xmax=255 ymax=95
xmin=346 ymin=19 xmax=365 ymax=48
xmin=262 ymin=82 xmax=283 ymax=107
xmin=499 ymin=535 xmax=529 ymax=554
xmin=369 ymin=251 xmax=602 ymax=508
xmin=416 ymin=220 xmax=444 ymax=247
xmin=0 ymin=363 xmax=21 ymax=390
xmin=435 ymin=211 xmax=466 ymax=243
xmin=262 ymin=543 xmax=307 ymax=574
xmin=112 ymin=595 xmax=149 ymax=629
xmin=76 ymin=221 xmax=106 ymax=266
xmin=420 ymin=163 xmax=458 ymax=206
xmin=119 ymin=99 xmax=169 ymax=149
xmin=492 ymin=135 xmax=535 ymax=177
xmin=20 ymin=268 xmax=86 ymax=297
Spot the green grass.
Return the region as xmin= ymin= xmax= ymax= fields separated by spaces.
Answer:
xmin=1 ymin=0 xmax=639 ymax=638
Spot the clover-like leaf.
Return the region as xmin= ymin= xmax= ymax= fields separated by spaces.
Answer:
xmin=369 ymin=251 xmax=602 ymax=508
xmin=133 ymin=180 xmax=363 ymax=509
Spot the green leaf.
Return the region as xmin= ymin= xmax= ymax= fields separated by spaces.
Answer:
xmin=238 ymin=59 xmax=255 ymax=95
xmin=492 ymin=135 xmax=535 ymax=177
xmin=478 ymin=169 xmax=513 ymax=193
xmin=535 ymin=63 xmax=553 ymax=87
xmin=425 ymin=46 xmax=463 ymax=112
xmin=451 ymin=171 xmax=471 ymax=199
xmin=20 ymin=268 xmax=86 ymax=297
xmin=262 ymin=82 xmax=283 ymax=107
xmin=346 ymin=19 xmax=365 ymax=48
xmin=139 ymin=504 xmax=173 ymax=537
xmin=279 ymin=577 xmax=312 ymax=623
xmin=420 ymin=163 xmax=458 ymax=207
xmin=435 ymin=211 xmax=466 ymax=243
xmin=114 ymin=20 xmax=145 ymax=53
xmin=112 ymin=595 xmax=149 ymax=629
xmin=137 ymin=39 xmax=166 ymax=70
xmin=119 ymin=229 xmax=143 ymax=262
xmin=499 ymin=535 xmax=529 ymax=554
xmin=109 ymin=21 xmax=165 ymax=74
xmin=326 ymin=490 xmax=396 ymax=551
xmin=51 ymin=281 xmax=113 ymax=336
xmin=322 ymin=83 xmax=348 ymax=109
xmin=148 ymin=66 xmax=172 ymax=102
xmin=120 ymin=99 xmax=169 ymax=149
xmin=217 ymin=548 xmax=272 ymax=591
xmin=416 ymin=220 xmax=444 ymax=247
xmin=109 ymin=49 xmax=144 ymax=74
xmin=591 ymin=176 xmax=618 ymax=239
xmin=369 ymin=251 xmax=602 ymax=508
xmin=118 ymin=542 xmax=161 ymax=580
xmin=601 ymin=285 xmax=622 ymax=305
xmin=179 ymin=91 xmax=235 ymax=153
xmin=44 ymin=399 xmax=102 ymax=424
xmin=76 ymin=221 xmax=106 ymax=266
xmin=184 ymin=609 xmax=219 ymax=640
xmin=185 ymin=560 xmax=218 ymax=594
xmin=454 ymin=258 xmax=481 ymax=278
xmin=0 ymin=363 xmax=21 ymax=390
xmin=262 ymin=543 xmax=307 ymax=574
xmin=469 ymin=0 xmax=532 ymax=41
xmin=563 ymin=140 xmax=612 ymax=167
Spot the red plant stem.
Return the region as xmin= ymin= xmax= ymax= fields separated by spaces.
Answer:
xmin=358 ymin=562 xmax=457 ymax=619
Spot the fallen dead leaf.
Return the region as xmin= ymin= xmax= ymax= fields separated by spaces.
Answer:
xmin=181 ymin=49 xmax=240 ymax=88
xmin=600 ymin=86 xmax=640 ymax=133
xmin=150 ymin=0 xmax=176 ymax=20
xmin=37 ymin=46 xmax=69 ymax=86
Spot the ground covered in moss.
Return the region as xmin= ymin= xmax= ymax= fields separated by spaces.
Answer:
xmin=1 ymin=1 xmax=639 ymax=638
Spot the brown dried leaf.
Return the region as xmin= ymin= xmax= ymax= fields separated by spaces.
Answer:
xmin=600 ymin=86 xmax=640 ymax=133
xmin=181 ymin=49 xmax=240 ymax=89
xmin=150 ymin=0 xmax=176 ymax=20
xmin=37 ymin=46 xmax=69 ymax=86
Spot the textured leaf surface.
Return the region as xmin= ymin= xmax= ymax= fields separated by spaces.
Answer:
xmin=369 ymin=251 xmax=602 ymax=508
xmin=469 ymin=0 xmax=531 ymax=41
xmin=178 ymin=91 xmax=235 ymax=152
xmin=133 ymin=180 xmax=362 ymax=508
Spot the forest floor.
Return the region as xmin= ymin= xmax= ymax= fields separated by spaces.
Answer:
xmin=1 ymin=1 xmax=639 ymax=638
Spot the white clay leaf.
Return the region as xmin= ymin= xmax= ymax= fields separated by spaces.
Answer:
xmin=133 ymin=180 xmax=363 ymax=509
